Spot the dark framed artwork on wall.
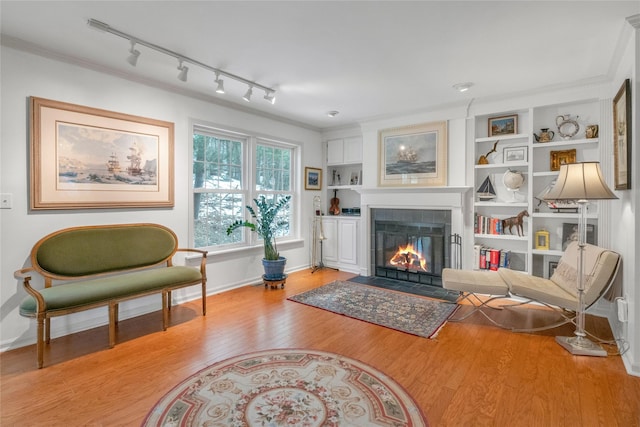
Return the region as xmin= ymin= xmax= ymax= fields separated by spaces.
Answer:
xmin=613 ymin=78 xmax=631 ymax=190
xmin=30 ymin=97 xmax=174 ymax=210
xmin=304 ymin=167 xmax=322 ymax=190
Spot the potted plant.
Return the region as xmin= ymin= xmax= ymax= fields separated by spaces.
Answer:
xmin=226 ymin=195 xmax=292 ymax=280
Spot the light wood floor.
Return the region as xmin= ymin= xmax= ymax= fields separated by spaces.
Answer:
xmin=2 ymin=269 xmax=639 ymax=426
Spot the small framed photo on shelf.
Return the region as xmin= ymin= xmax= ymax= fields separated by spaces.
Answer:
xmin=488 ymin=114 xmax=518 ymax=137
xmin=304 ymin=167 xmax=322 ymax=190
xmin=535 ymin=229 xmax=550 ymax=250
xmin=548 ymin=261 xmax=558 ymax=278
xmin=503 ymin=146 xmax=527 ymax=163
xmin=349 ymin=171 xmax=361 ymax=185
xmin=562 ymin=222 xmax=596 ymax=250
xmin=550 ymin=149 xmax=576 ymax=171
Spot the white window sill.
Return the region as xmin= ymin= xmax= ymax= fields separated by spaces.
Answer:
xmin=185 ymin=238 xmax=305 ymax=263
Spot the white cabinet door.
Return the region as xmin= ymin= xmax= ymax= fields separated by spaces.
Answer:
xmin=321 ymin=218 xmax=338 ymax=263
xmin=327 ymin=139 xmax=344 ymax=165
xmin=338 ymin=219 xmax=358 ymax=265
xmin=343 ymin=137 xmax=362 ymax=164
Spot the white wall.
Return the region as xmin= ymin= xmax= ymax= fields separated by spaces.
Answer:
xmin=0 ymin=45 xmax=322 ymax=351
xmin=607 ymin=15 xmax=639 ymax=376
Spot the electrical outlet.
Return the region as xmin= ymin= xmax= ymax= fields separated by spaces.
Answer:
xmin=0 ymin=193 xmax=12 ymax=209
xmin=616 ymin=298 xmax=628 ymax=322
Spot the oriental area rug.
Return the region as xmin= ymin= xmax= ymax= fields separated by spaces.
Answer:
xmin=288 ymin=281 xmax=457 ymax=338
xmin=142 ymin=349 xmax=428 ymax=426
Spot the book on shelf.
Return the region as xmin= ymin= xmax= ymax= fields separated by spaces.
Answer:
xmin=473 ymin=244 xmax=512 ymax=271
xmin=474 ymin=213 xmax=503 ymax=235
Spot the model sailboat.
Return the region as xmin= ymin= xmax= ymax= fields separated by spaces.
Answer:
xmin=477 ymin=175 xmax=497 ymax=201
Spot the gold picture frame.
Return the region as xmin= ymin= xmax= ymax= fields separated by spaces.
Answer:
xmin=550 ymin=149 xmax=576 ymax=171
xmin=378 ymin=121 xmax=447 ymax=187
xmin=30 ymin=97 xmax=174 ymax=210
xmin=304 ymin=167 xmax=322 ymax=190
xmin=613 ymin=79 xmax=631 ymax=190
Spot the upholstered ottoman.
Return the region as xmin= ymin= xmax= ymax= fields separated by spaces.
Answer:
xmin=442 ymin=268 xmax=510 ymax=325
xmin=442 ymin=269 xmax=509 ymax=296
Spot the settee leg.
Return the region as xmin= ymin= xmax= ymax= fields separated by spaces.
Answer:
xmin=167 ymin=290 xmax=172 ymax=312
xmin=36 ymin=316 xmax=45 ymax=369
xmin=162 ymin=292 xmax=168 ymax=331
xmin=45 ymin=318 xmax=50 ymax=344
xmin=202 ymin=282 xmax=206 ymax=315
xmin=108 ymin=302 xmax=116 ymax=348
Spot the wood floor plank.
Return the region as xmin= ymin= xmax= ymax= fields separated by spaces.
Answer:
xmin=1 ymin=269 xmax=639 ymax=426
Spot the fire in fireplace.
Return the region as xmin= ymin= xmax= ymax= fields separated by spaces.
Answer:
xmin=371 ymin=208 xmax=452 ymax=286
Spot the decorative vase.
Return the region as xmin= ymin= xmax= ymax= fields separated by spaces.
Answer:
xmin=262 ymin=257 xmax=286 ymax=280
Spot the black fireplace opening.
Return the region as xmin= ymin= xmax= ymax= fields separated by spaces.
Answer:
xmin=371 ymin=208 xmax=452 ymax=287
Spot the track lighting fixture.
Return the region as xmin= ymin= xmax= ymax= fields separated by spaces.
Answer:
xmin=243 ymin=86 xmax=253 ymax=102
xmin=177 ymin=61 xmax=189 ymax=82
xmin=126 ymin=41 xmax=140 ymax=66
xmin=263 ymin=90 xmax=276 ymax=104
xmin=87 ymin=18 xmax=276 ymax=104
xmin=214 ymin=73 xmax=225 ymax=94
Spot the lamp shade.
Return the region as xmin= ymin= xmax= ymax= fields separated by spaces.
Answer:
xmin=543 ymin=162 xmax=617 ymax=201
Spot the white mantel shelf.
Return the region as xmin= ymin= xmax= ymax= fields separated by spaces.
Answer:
xmin=355 ymin=186 xmax=472 ymax=194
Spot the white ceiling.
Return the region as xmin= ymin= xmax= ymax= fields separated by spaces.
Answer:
xmin=1 ymin=1 xmax=638 ymax=130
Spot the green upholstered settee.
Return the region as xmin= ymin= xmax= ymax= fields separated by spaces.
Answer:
xmin=14 ymin=223 xmax=207 ymax=368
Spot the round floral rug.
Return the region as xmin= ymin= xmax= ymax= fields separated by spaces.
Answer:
xmin=142 ymin=349 xmax=428 ymax=426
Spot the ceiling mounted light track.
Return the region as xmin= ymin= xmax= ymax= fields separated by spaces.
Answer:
xmin=87 ymin=18 xmax=276 ymax=104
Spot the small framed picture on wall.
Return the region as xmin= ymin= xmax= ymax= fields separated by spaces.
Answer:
xmin=304 ymin=167 xmax=322 ymax=190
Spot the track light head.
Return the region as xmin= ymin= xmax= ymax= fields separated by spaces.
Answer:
xmin=215 ymin=73 xmax=225 ymax=94
xmin=263 ymin=91 xmax=276 ymax=104
xmin=243 ymin=86 xmax=253 ymax=102
xmin=126 ymin=41 xmax=140 ymax=66
xmin=177 ymin=61 xmax=189 ymax=82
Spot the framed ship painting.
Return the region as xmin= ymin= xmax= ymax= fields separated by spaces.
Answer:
xmin=378 ymin=121 xmax=447 ymax=187
xmin=30 ymin=97 xmax=174 ymax=209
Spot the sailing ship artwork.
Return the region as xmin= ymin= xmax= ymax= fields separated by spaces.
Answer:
xmin=384 ymin=131 xmax=437 ymax=176
xmin=56 ymin=123 xmax=159 ymax=187
xmin=477 ymin=175 xmax=497 ymax=201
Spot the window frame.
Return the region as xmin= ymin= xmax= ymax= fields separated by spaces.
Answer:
xmin=190 ymin=121 xmax=299 ymax=254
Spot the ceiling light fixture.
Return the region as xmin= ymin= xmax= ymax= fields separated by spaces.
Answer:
xmin=264 ymin=90 xmax=276 ymax=104
xmin=327 ymin=111 xmax=339 ymax=117
xmin=214 ymin=72 xmax=225 ymax=94
xmin=87 ymin=18 xmax=276 ymax=104
xmin=453 ymin=82 xmax=473 ymax=93
xmin=177 ymin=61 xmax=189 ymax=82
xmin=243 ymin=86 xmax=253 ymax=102
xmin=126 ymin=41 xmax=140 ymax=66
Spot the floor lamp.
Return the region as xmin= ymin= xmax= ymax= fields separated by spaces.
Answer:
xmin=543 ymin=162 xmax=618 ymax=356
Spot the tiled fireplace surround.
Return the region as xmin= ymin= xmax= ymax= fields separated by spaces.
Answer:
xmin=358 ymin=187 xmax=470 ymax=278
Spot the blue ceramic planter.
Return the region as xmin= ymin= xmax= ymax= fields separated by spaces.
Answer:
xmin=262 ymin=257 xmax=286 ymax=280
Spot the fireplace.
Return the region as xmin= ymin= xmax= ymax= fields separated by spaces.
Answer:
xmin=371 ymin=208 xmax=452 ymax=286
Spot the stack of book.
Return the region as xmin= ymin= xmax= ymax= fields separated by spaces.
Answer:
xmin=474 ymin=213 xmax=503 ymax=235
xmin=473 ymin=244 xmax=511 ymax=271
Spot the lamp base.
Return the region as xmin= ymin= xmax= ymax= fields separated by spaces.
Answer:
xmin=556 ymin=336 xmax=607 ymax=357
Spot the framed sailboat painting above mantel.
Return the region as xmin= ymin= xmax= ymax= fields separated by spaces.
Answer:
xmin=378 ymin=121 xmax=447 ymax=187
xmin=30 ymin=97 xmax=174 ymax=210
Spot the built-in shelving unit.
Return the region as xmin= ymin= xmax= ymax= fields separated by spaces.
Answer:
xmin=472 ymin=99 xmax=603 ymax=278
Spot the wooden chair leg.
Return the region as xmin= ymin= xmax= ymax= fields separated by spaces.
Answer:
xmin=162 ymin=292 xmax=168 ymax=331
xmin=108 ymin=302 xmax=116 ymax=348
xmin=202 ymin=282 xmax=207 ymax=315
xmin=45 ymin=318 xmax=51 ymax=344
xmin=36 ymin=316 xmax=45 ymax=369
xmin=167 ymin=290 xmax=171 ymax=312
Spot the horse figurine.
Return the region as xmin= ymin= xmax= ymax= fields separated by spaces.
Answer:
xmin=502 ymin=210 xmax=529 ymax=237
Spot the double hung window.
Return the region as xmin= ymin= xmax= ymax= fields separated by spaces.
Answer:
xmin=192 ymin=125 xmax=295 ymax=251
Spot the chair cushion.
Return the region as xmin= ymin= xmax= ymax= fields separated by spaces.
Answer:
xmin=442 ymin=268 xmax=509 ymax=295
xmin=551 ymin=242 xmax=619 ymax=307
xmin=20 ymin=266 xmax=202 ymax=316
xmin=498 ymin=268 xmax=578 ymax=310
